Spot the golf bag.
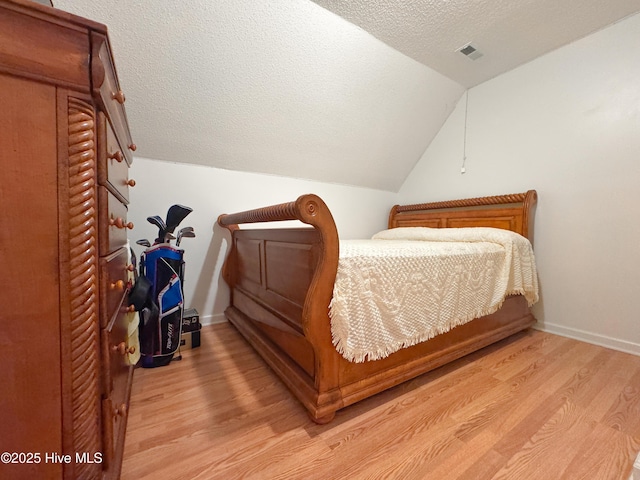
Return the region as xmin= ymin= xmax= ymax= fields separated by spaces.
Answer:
xmin=137 ymin=244 xmax=185 ymax=368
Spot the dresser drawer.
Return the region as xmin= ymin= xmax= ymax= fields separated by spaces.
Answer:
xmin=91 ymin=32 xmax=135 ymax=164
xmin=98 ymin=113 xmax=133 ymax=204
xmin=100 ymin=307 xmax=134 ymax=473
xmin=104 ymin=309 xmax=132 ymax=399
xmin=99 ymin=247 xmax=131 ymax=327
xmin=98 ymin=186 xmax=132 ymax=256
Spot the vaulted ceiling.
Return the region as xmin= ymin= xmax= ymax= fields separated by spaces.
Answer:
xmin=53 ymin=0 xmax=640 ymax=191
xmin=311 ymin=0 xmax=640 ymax=88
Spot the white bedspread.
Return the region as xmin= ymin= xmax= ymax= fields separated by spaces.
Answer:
xmin=329 ymin=227 xmax=539 ymax=362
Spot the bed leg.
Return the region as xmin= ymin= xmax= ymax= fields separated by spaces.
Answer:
xmin=309 ymin=411 xmax=335 ymax=425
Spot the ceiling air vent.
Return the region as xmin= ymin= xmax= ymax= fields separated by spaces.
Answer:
xmin=457 ymin=43 xmax=483 ymax=60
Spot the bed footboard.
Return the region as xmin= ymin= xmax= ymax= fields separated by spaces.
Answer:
xmin=218 ymin=195 xmax=343 ymax=420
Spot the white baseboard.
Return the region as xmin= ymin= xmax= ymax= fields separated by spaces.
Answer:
xmin=200 ymin=313 xmax=227 ymax=326
xmin=198 ymin=315 xmax=640 ymax=354
xmin=534 ymin=322 xmax=640 ymax=356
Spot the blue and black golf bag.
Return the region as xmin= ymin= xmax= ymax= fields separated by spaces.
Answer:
xmin=128 ymin=203 xmax=195 ymax=367
xmin=137 ymin=244 xmax=185 ymax=367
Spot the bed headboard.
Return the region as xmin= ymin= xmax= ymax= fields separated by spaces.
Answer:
xmin=388 ymin=190 xmax=538 ymax=242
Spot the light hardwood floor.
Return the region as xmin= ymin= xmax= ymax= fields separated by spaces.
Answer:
xmin=122 ymin=323 xmax=640 ymax=480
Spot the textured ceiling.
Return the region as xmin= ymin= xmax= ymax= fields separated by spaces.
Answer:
xmin=52 ymin=0 xmax=640 ymax=191
xmin=54 ymin=0 xmax=464 ymax=191
xmin=311 ymin=0 xmax=640 ymax=87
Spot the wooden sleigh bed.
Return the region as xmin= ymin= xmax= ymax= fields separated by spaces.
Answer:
xmin=217 ymin=190 xmax=538 ymax=423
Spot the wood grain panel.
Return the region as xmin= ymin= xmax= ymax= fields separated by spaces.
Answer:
xmin=447 ymin=216 xmax=517 ymax=230
xmin=91 ymin=32 xmax=135 ymax=160
xmin=99 ymin=247 xmax=130 ymax=328
xmin=97 ymin=112 xmax=131 ymax=204
xmin=102 ymin=308 xmax=134 ymax=472
xmin=232 ymin=290 xmax=315 ymax=377
xmin=394 ymin=218 xmax=444 ymax=228
xmin=265 ymin=240 xmax=316 ymax=307
xmin=389 ymin=191 xmax=537 ymax=242
xmin=234 ymin=229 xmax=321 ymax=331
xmin=0 ymin=71 xmax=62 ymax=480
xmin=236 ymin=238 xmax=262 ymax=286
xmin=0 ymin=5 xmax=90 ymax=89
xmin=98 ymin=185 xmax=129 ymax=256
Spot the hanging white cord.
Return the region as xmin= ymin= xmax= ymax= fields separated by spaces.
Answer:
xmin=461 ymin=90 xmax=469 ymax=174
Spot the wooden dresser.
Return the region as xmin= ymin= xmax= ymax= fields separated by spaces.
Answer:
xmin=0 ymin=1 xmax=137 ymax=478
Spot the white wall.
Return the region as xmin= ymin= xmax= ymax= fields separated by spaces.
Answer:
xmin=129 ymin=158 xmax=396 ymax=325
xmin=399 ymin=13 xmax=640 ymax=354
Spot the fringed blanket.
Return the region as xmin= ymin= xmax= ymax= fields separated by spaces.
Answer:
xmin=329 ymin=227 xmax=539 ymax=362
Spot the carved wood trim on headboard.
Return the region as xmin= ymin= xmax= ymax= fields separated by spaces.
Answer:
xmin=388 ymin=190 xmax=538 ymax=243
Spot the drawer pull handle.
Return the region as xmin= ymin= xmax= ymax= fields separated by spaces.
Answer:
xmin=129 ymin=143 xmax=137 ymax=151
xmin=127 ymin=179 xmax=136 ymax=187
xmin=109 ymin=280 xmax=125 ymax=291
xmin=111 ymin=341 xmax=135 ymax=355
xmin=109 ymin=217 xmax=134 ymax=230
xmin=114 ymin=403 xmax=127 ymax=417
xmin=109 ymin=150 xmax=124 ymax=163
xmin=112 ymin=90 xmax=126 ymax=104
xmin=109 ymin=217 xmax=124 ymax=228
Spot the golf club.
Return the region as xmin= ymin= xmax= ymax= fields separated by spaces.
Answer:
xmin=164 ymin=205 xmax=192 ymax=237
xmin=147 ymin=215 xmax=167 ymax=244
xmin=176 ymin=230 xmax=195 ymax=247
xmin=136 ymin=239 xmax=151 ymax=248
xmin=175 ymin=226 xmax=194 ymax=244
